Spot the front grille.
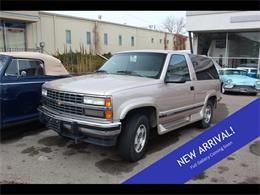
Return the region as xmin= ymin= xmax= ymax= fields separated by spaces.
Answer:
xmin=45 ymin=98 xmax=83 ymax=115
xmin=47 ymin=89 xmax=83 ymax=104
xmin=233 ymin=85 xmax=255 ymax=90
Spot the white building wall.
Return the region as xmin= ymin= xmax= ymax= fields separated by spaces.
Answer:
xmin=186 ymin=11 xmax=260 ymax=32
xmin=1 ymin=11 xmax=188 ymax=54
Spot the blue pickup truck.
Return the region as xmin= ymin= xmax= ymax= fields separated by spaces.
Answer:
xmin=0 ymin=52 xmax=70 ymax=130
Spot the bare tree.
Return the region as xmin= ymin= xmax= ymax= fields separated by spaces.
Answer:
xmin=162 ymin=16 xmax=185 ymax=34
xmin=162 ymin=16 xmax=176 ymax=33
xmin=175 ymin=17 xmax=185 ymax=34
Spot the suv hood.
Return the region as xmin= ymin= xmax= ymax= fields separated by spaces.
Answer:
xmin=44 ymin=73 xmax=161 ymax=95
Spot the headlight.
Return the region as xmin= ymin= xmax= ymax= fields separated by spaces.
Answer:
xmin=224 ymin=79 xmax=233 ymax=88
xmin=83 ymin=96 xmax=112 ymax=119
xmin=83 ymin=96 xmax=112 ymax=107
xmin=255 ymin=81 xmax=260 ymax=89
xmin=84 ymin=96 xmax=105 ymax=106
xmin=42 ymin=88 xmax=47 ymax=96
xmin=226 ymin=79 xmax=232 ymax=84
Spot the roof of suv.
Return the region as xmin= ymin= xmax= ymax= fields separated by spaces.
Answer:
xmin=115 ymin=50 xmax=191 ymax=55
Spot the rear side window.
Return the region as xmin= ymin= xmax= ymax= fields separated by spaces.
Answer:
xmin=167 ymin=54 xmax=191 ymax=81
xmin=18 ymin=59 xmax=44 ymax=76
xmin=189 ymin=55 xmax=219 ymax=80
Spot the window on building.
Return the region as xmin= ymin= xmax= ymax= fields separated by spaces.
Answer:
xmin=167 ymin=54 xmax=191 ymax=81
xmin=104 ymin=33 xmax=108 ymax=46
xmin=151 ymin=38 xmax=154 ymax=43
xmin=86 ymin=32 xmax=91 ymax=44
xmin=167 ymin=40 xmax=169 ymax=44
xmin=189 ymin=55 xmax=219 ymax=80
xmin=197 ymin=31 xmax=260 ymax=68
xmin=160 ymin=39 xmax=162 ymax=44
xmin=65 ymin=30 xmax=71 ymax=44
xmin=131 ymin=36 xmax=135 ymax=47
xmin=228 ymin=32 xmax=260 ymax=68
xmin=118 ymin=35 xmax=122 ymax=46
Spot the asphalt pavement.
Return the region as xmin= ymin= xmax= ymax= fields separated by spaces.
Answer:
xmin=0 ymin=93 xmax=259 ymax=184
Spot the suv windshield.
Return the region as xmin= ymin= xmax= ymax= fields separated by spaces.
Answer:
xmin=0 ymin=55 xmax=10 ymax=72
xmin=98 ymin=52 xmax=167 ymax=79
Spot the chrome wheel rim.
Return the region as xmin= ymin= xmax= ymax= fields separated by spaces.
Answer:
xmin=134 ymin=124 xmax=147 ymax=153
xmin=204 ymin=105 xmax=212 ymax=123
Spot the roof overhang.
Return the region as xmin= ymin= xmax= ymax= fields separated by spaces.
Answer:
xmin=0 ymin=11 xmax=40 ymax=23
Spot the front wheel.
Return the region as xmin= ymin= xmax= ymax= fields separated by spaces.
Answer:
xmin=117 ymin=113 xmax=150 ymax=162
xmin=198 ymin=101 xmax=214 ymax=129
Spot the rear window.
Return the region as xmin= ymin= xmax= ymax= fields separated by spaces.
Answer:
xmin=189 ymin=54 xmax=219 ymax=80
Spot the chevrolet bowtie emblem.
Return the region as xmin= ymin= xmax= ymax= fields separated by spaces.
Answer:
xmin=57 ymin=100 xmax=63 ymax=106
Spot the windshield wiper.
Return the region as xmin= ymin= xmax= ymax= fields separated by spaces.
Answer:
xmin=116 ymin=70 xmax=144 ymax=77
xmin=96 ymin=69 xmax=108 ymax=73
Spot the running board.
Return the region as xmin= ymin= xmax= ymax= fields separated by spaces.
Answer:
xmin=158 ymin=117 xmax=190 ymax=135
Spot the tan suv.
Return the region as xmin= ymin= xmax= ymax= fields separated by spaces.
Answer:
xmin=38 ymin=50 xmax=221 ymax=162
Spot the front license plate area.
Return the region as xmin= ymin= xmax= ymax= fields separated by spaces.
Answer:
xmin=240 ymin=88 xmax=248 ymax=92
xmin=47 ymin=117 xmax=61 ymax=131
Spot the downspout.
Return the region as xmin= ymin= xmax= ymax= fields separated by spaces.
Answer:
xmin=188 ymin=31 xmax=193 ymax=54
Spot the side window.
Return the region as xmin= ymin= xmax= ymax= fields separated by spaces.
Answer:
xmin=18 ymin=59 xmax=44 ymax=77
xmin=190 ymin=55 xmax=219 ymax=80
xmin=5 ymin=59 xmax=18 ymax=76
xmin=167 ymin=54 xmax=191 ymax=81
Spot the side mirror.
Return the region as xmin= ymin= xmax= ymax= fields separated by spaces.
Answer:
xmin=165 ymin=75 xmax=186 ymax=83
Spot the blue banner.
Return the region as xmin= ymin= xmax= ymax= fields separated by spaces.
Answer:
xmin=124 ymin=98 xmax=260 ymax=184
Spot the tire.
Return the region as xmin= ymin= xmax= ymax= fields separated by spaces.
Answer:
xmin=198 ymin=101 xmax=214 ymax=129
xmin=251 ymin=92 xmax=258 ymax=96
xmin=221 ymin=83 xmax=226 ymax=94
xmin=117 ymin=113 xmax=150 ymax=162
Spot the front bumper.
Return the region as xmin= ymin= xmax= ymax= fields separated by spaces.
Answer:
xmin=224 ymin=85 xmax=259 ymax=93
xmin=38 ymin=106 xmax=121 ymax=146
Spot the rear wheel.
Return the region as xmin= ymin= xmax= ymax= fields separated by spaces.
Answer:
xmin=117 ymin=113 xmax=150 ymax=162
xmin=198 ymin=101 xmax=214 ymax=129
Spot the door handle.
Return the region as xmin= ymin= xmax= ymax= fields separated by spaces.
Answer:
xmin=190 ymin=86 xmax=195 ymax=91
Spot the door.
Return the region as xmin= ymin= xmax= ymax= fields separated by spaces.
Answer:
xmin=158 ymin=54 xmax=196 ymax=125
xmin=1 ymin=57 xmax=58 ymax=127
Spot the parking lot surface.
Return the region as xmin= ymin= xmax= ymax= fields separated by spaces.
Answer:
xmin=1 ymin=94 xmax=259 ymax=184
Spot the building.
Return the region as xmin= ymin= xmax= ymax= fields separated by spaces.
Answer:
xmin=186 ymin=11 xmax=260 ymax=70
xmin=0 ymin=11 xmax=188 ymax=55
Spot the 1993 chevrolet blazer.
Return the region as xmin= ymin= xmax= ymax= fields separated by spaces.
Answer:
xmin=38 ymin=50 xmax=221 ymax=162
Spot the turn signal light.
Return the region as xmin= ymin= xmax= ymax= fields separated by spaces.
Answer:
xmin=105 ymin=98 xmax=112 ymax=107
xmin=105 ymin=110 xmax=112 ymax=119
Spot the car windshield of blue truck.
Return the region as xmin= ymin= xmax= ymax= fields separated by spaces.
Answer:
xmin=0 ymin=55 xmax=10 ymax=72
xmin=98 ymin=52 xmax=167 ymax=79
xmin=222 ymin=69 xmax=247 ymax=76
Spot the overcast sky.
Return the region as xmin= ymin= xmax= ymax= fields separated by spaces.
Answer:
xmin=46 ymin=11 xmax=186 ymax=32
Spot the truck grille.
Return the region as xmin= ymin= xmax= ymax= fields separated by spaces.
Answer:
xmin=44 ymin=89 xmax=84 ymax=115
xmin=47 ymin=89 xmax=83 ymax=104
xmin=45 ymin=98 xmax=84 ymax=115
